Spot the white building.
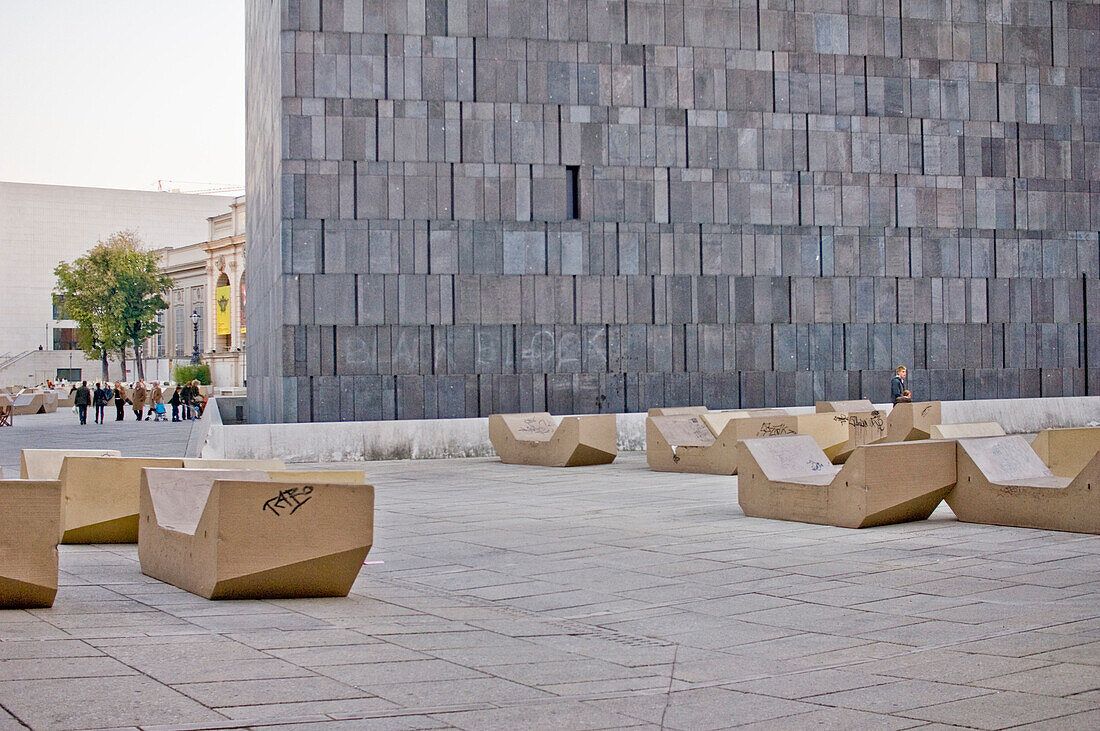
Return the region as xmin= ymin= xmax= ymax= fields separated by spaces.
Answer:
xmin=0 ymin=181 xmax=234 ymax=358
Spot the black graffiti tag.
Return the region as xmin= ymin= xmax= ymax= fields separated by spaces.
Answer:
xmin=758 ymin=422 xmax=796 ymax=437
xmin=263 ymin=486 xmax=314 ymax=516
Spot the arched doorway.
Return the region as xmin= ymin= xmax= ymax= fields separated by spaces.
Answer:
xmin=214 ymin=272 xmax=232 ymax=351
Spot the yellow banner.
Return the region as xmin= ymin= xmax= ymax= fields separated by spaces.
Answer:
xmin=215 ymin=285 xmax=232 ymax=336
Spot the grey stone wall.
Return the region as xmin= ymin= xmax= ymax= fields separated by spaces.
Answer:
xmin=247 ymin=0 xmax=1100 ymax=423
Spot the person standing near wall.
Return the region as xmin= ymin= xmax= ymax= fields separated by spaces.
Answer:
xmin=891 ymin=366 xmax=910 ymax=404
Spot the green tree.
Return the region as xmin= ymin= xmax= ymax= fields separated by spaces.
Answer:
xmin=53 ymin=231 xmax=172 ymax=381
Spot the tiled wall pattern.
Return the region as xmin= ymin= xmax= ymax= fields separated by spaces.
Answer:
xmin=247 ymin=0 xmax=1100 ymax=423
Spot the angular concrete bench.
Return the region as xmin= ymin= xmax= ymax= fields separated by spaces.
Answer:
xmin=26 ymin=452 xmax=287 ymax=543
xmin=737 ymin=435 xmax=956 ymax=528
xmin=11 ymin=392 xmax=57 ymax=416
xmin=647 ymin=406 xmax=709 ymax=417
xmin=0 ymin=479 xmax=62 ymax=608
xmin=885 ymin=401 xmax=941 ymax=442
xmin=824 ymin=410 xmax=888 ymax=462
xmin=182 ymin=458 xmax=286 ymax=470
xmin=948 ymin=436 xmax=1100 ymax=534
xmin=488 ymin=413 xmax=617 ymax=467
xmin=703 ymin=411 xmax=848 ymax=461
xmin=1031 ymin=427 xmax=1100 ymax=478
xmin=56 ymin=456 xmax=187 ymax=543
xmin=930 ymin=422 xmax=1006 ymax=439
xmin=139 ymin=468 xmax=374 ymax=599
xmin=21 ymin=449 xmax=122 ymax=480
xmin=815 ymin=400 xmax=876 ymax=413
xmin=647 ymin=410 xmax=848 ymax=474
xmin=646 ymin=413 xmax=735 ymax=474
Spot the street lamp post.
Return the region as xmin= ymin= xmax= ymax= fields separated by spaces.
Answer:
xmin=190 ymin=310 xmax=201 ymax=364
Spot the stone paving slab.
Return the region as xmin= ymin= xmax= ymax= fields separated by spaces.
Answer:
xmin=0 ymin=428 xmax=1098 ymax=728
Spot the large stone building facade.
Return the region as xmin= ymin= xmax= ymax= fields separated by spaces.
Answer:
xmin=247 ymin=0 xmax=1099 ymax=423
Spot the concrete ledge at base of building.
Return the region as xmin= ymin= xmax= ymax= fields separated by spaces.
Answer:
xmin=192 ymin=396 xmax=1100 ymax=465
xmin=138 ymin=468 xmax=374 ymax=600
xmin=0 ymin=479 xmax=62 ymax=609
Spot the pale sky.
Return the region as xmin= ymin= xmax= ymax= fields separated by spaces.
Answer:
xmin=0 ymin=1 xmax=245 ymax=193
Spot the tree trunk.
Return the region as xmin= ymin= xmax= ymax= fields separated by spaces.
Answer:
xmin=119 ymin=348 xmax=128 ymax=382
xmin=100 ymin=350 xmax=109 ymax=381
xmin=134 ymin=337 xmax=145 ymax=380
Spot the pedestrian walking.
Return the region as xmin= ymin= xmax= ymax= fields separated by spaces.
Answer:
xmin=132 ymin=381 xmax=147 ymax=421
xmin=92 ymin=382 xmax=110 ymax=424
xmin=113 ymin=382 xmax=127 ymax=421
xmin=73 ymin=380 xmax=91 ymax=425
xmin=169 ymin=385 xmax=182 ymax=422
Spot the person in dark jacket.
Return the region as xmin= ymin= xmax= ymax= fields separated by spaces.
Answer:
xmin=891 ymin=366 xmax=910 ymax=404
xmin=92 ymin=382 xmax=111 ymax=424
xmin=73 ymin=381 xmax=91 ymax=425
xmin=180 ymin=382 xmax=193 ymax=420
xmin=169 ymin=385 xmax=182 ymax=422
xmin=113 ymin=382 xmax=127 ymax=421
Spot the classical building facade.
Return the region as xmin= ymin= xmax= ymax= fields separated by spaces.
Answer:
xmin=155 ymin=197 xmax=248 ymax=387
xmin=247 ymin=0 xmax=1099 ymax=423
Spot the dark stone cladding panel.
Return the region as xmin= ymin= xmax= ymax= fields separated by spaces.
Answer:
xmin=247 ymin=0 xmax=1100 ymax=422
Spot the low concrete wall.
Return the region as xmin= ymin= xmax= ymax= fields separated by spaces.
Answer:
xmin=939 ymin=396 xmax=1100 ymax=434
xmin=195 ymin=397 xmax=1099 ymax=464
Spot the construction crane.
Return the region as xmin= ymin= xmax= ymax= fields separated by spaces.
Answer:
xmin=155 ymin=180 xmax=245 ymax=196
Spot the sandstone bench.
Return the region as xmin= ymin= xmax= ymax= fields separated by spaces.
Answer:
xmin=948 ymin=436 xmax=1100 ymax=534
xmin=884 ymin=401 xmax=942 ymax=442
xmin=737 ymin=435 xmax=956 ymax=528
xmin=11 ymin=392 xmax=57 ymax=416
xmin=815 ymin=400 xmax=876 ymax=413
xmin=21 ymin=449 xmax=122 ymax=480
xmin=647 ymin=410 xmax=847 ymax=474
xmin=1030 ymin=427 xmax=1100 ymax=478
xmin=21 ymin=450 xmax=285 ymax=543
xmin=0 ymin=479 xmax=62 ymax=608
xmin=488 ymin=413 xmax=617 ymax=467
xmin=139 ymin=468 xmax=374 ymax=599
xmin=930 ymin=422 xmax=1006 ymax=439
xmin=646 ymin=406 xmax=709 ymax=417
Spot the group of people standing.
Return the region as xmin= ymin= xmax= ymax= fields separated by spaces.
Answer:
xmin=69 ymin=380 xmax=206 ymax=426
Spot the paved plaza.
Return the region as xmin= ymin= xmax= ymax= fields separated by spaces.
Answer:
xmin=2 ymin=415 xmax=1100 ymax=729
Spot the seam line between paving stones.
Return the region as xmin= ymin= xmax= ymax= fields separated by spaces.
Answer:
xmin=0 ymin=700 xmax=32 ymax=731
